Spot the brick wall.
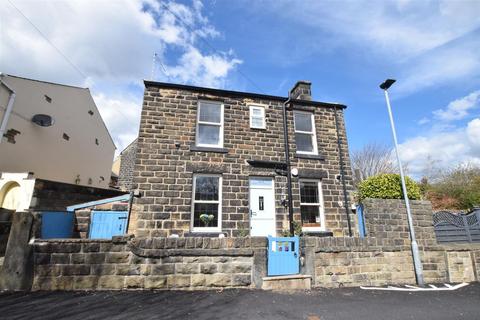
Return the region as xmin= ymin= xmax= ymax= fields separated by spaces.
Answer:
xmin=117 ymin=140 xmax=137 ymax=191
xmin=131 ymin=82 xmax=354 ymax=238
xmin=32 ymin=236 xmax=267 ymax=290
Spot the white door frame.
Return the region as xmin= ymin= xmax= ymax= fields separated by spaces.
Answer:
xmin=249 ymin=176 xmax=276 ymax=237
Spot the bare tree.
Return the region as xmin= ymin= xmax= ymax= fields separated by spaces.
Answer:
xmin=351 ymin=142 xmax=397 ymax=186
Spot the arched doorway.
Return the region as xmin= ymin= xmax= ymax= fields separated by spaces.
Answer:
xmin=0 ymin=182 xmax=21 ymax=211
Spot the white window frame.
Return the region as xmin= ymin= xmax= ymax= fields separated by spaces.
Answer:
xmin=195 ymin=100 xmax=224 ymax=148
xmin=299 ymin=179 xmax=325 ymax=231
xmin=293 ymin=110 xmax=318 ymax=155
xmin=191 ymin=174 xmax=222 ymax=233
xmin=249 ymin=104 xmax=266 ymax=129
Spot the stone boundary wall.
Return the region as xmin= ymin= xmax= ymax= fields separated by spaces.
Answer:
xmin=302 ymin=237 xmax=480 ymax=288
xmin=362 ymin=199 xmax=437 ymax=247
xmin=32 ymin=236 xmax=267 ymax=290
xmin=32 ymin=235 xmax=480 ymax=291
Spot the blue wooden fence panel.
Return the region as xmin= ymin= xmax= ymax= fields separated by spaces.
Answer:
xmin=89 ymin=210 xmax=127 ymax=239
xmin=267 ymin=236 xmax=299 ymax=276
xmin=41 ymin=211 xmax=74 ymax=239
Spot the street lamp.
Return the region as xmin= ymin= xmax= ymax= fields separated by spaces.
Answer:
xmin=379 ymin=79 xmax=424 ymax=286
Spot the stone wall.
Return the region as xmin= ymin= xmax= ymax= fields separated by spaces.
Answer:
xmin=301 ymin=237 xmax=480 ymax=288
xmin=362 ymin=199 xmax=437 ymax=247
xmin=131 ymin=82 xmax=354 ymax=238
xmin=32 ymin=236 xmax=267 ymax=290
xmin=0 ymin=209 xmax=13 ymax=255
xmin=117 ymin=139 xmax=138 ymax=191
xmin=31 ymin=179 xmax=125 ymax=211
xmin=31 ymin=235 xmax=480 ymax=291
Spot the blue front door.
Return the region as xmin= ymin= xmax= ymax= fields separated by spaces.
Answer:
xmin=267 ymin=236 xmax=300 ymax=276
xmin=89 ymin=211 xmax=127 ymax=239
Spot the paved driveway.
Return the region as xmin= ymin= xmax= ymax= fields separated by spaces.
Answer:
xmin=1 ymin=283 xmax=479 ymax=320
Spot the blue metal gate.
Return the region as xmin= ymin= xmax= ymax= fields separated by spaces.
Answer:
xmin=89 ymin=211 xmax=127 ymax=239
xmin=267 ymin=236 xmax=299 ymax=276
xmin=41 ymin=211 xmax=74 ymax=239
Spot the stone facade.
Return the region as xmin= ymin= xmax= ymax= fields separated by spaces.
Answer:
xmin=130 ymin=81 xmax=354 ymax=238
xmin=32 ymin=236 xmax=267 ymax=290
xmin=117 ymin=139 xmax=138 ymax=191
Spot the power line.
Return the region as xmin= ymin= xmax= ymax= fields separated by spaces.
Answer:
xmin=158 ymin=1 xmax=266 ymax=94
xmin=6 ymin=0 xmax=139 ymax=128
xmin=7 ymin=0 xmax=88 ymax=81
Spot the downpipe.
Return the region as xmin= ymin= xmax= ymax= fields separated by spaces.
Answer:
xmin=0 ymin=74 xmax=16 ymax=144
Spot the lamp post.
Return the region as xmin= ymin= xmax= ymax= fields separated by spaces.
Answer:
xmin=380 ymin=79 xmax=424 ymax=286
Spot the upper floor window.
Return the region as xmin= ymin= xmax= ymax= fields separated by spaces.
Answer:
xmin=196 ymin=101 xmax=224 ymax=148
xmin=293 ymin=111 xmax=317 ymax=154
xmin=249 ymin=105 xmax=266 ymax=129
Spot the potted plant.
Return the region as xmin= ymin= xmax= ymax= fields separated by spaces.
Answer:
xmin=199 ymin=213 xmax=215 ymax=227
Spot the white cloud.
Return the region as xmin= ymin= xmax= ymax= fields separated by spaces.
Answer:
xmin=467 ymin=118 xmax=480 ymax=153
xmin=398 ymin=117 xmax=480 ymax=178
xmin=417 ymin=117 xmax=430 ymax=125
xmin=433 ymin=90 xmax=480 ymax=121
xmin=1 ymin=0 xmax=241 ymax=155
xmin=92 ymin=93 xmax=142 ymax=153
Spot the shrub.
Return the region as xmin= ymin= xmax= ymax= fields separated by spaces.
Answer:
xmin=424 ymin=164 xmax=480 ymax=210
xmin=357 ymin=173 xmax=421 ymax=202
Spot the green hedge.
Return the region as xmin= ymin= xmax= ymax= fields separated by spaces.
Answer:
xmin=357 ymin=173 xmax=421 ymax=202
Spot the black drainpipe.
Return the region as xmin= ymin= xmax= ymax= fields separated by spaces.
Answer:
xmin=333 ymin=106 xmax=352 ymax=237
xmin=282 ymin=98 xmax=295 ymax=236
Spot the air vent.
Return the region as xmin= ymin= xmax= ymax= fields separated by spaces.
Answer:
xmin=63 ymin=133 xmax=70 ymax=141
xmin=32 ymin=114 xmax=54 ymax=127
xmin=88 ymin=110 xmax=94 ymax=115
xmin=44 ymin=95 xmax=52 ymax=103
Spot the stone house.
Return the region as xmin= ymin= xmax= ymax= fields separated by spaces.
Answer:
xmin=129 ymin=80 xmax=354 ymax=238
xmin=112 ymin=139 xmax=138 ymax=191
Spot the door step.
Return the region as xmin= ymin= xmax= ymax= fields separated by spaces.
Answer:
xmin=262 ymin=274 xmax=312 ymax=291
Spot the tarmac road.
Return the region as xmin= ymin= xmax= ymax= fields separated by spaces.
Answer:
xmin=1 ymin=283 xmax=479 ymax=320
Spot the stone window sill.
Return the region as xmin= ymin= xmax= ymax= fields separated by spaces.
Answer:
xmin=190 ymin=145 xmax=229 ymax=153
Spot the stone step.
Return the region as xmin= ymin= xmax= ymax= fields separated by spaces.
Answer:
xmin=262 ymin=274 xmax=312 ymax=291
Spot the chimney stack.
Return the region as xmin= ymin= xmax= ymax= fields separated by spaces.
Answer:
xmin=289 ymin=80 xmax=312 ymax=101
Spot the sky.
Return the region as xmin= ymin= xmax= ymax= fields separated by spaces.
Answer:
xmin=1 ymin=0 xmax=480 ymax=179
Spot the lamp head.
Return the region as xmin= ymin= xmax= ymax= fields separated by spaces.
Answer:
xmin=379 ymin=79 xmax=396 ymax=90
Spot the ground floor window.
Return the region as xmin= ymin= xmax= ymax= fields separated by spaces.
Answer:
xmin=191 ymin=174 xmax=222 ymax=232
xmin=299 ymin=180 xmax=324 ymax=230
